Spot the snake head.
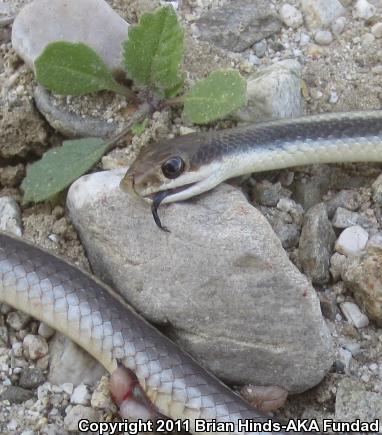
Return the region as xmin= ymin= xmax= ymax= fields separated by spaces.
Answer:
xmin=120 ymin=132 xmax=224 ymax=205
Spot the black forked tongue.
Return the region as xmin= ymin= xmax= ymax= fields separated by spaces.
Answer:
xmin=151 ymin=190 xmax=171 ymax=232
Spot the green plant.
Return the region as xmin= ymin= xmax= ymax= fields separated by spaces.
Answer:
xmin=22 ymin=6 xmax=247 ymax=203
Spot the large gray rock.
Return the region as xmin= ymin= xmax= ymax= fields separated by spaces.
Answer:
xmin=12 ymin=0 xmax=129 ymax=76
xmin=195 ymin=0 xmax=281 ymax=52
xmin=67 ymin=169 xmax=333 ymax=393
xmin=236 ymin=60 xmax=303 ymax=123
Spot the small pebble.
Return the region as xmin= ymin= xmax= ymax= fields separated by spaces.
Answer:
xmin=0 ymin=385 xmax=34 ymax=403
xmin=314 ymin=30 xmax=333 ymax=46
xmin=70 ymin=383 xmax=91 ymax=405
xmin=329 ymin=91 xmax=339 ymax=104
xmin=0 ymin=197 xmax=22 ymax=236
xmin=61 ymin=383 xmax=74 ymax=395
xmin=300 ymin=0 xmax=345 ymax=29
xmin=279 ymin=4 xmax=303 ymax=29
xmin=299 ymin=32 xmax=310 ymax=46
xmin=342 ymin=341 xmax=362 ymax=356
xmin=38 ymin=322 xmax=55 ymax=339
xmin=91 ymin=376 xmax=112 ymax=410
xmin=7 ymin=419 xmax=18 ymax=431
xmin=337 ymin=347 xmax=352 ymax=373
xmin=7 ymin=312 xmax=31 ymax=331
xmin=372 ymin=65 xmax=382 ymax=75
xmin=248 ymin=53 xmax=261 ymax=65
xmin=367 ymin=232 xmax=382 ymax=250
xmin=371 ymin=22 xmax=382 ymax=38
xmin=332 ymin=16 xmax=346 ymax=35
xmin=19 ymin=367 xmax=46 ymax=389
xmin=11 ymin=342 xmax=23 ymax=357
xmin=360 ymin=372 xmax=370 ymax=383
xmin=335 ymin=226 xmax=369 ymax=256
xmin=254 ymin=40 xmax=267 ymax=58
xmin=369 ymin=363 xmax=379 ymax=374
xmin=340 ymin=301 xmax=370 ymax=328
xmin=353 ymin=0 xmax=376 ymax=20
xmin=361 ymin=33 xmax=375 ymax=49
xmin=64 ymin=405 xmax=99 ymax=431
xmin=332 ymin=208 xmax=372 ymax=229
xmin=23 ymin=334 xmax=49 ymax=360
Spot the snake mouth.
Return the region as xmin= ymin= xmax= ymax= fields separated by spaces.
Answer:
xmin=143 ymin=182 xmax=197 ymax=201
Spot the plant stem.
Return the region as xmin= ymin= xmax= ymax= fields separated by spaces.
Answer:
xmin=112 ymin=83 xmax=138 ymax=102
xmin=104 ymin=103 xmax=152 ymax=152
xmin=163 ymin=95 xmax=185 ymax=107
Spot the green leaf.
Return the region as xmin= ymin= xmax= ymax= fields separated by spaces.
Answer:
xmin=183 ymin=70 xmax=247 ymax=124
xmin=35 ymin=42 xmax=129 ymax=96
xmin=131 ymin=118 xmax=149 ymax=136
xmin=22 ymin=138 xmax=107 ymax=203
xmin=124 ymin=6 xmax=184 ymax=95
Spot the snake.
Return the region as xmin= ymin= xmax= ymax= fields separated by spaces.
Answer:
xmin=2 ymin=110 xmax=382 ymax=433
xmin=121 ymin=110 xmax=382 ymax=230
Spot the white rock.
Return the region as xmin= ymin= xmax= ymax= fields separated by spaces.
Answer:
xmin=367 ymin=232 xmax=382 ymax=250
xmin=361 ymin=33 xmax=375 ymax=48
xmin=342 ymin=342 xmax=362 ymax=356
xmin=90 ymin=376 xmax=111 ymax=409
xmin=23 ymin=334 xmax=49 ymax=360
xmin=340 ymin=301 xmax=370 ymax=328
xmin=280 ymin=4 xmax=303 ymax=29
xmin=300 ymin=0 xmax=345 ymax=29
xmin=12 ymin=0 xmax=129 ymax=76
xmin=0 ymin=197 xmax=22 ymax=237
xmin=299 ymin=32 xmax=311 ymax=46
xmin=332 ymin=16 xmax=346 ymax=35
xmin=37 ymin=382 xmax=52 ymax=401
xmin=330 ymin=252 xmax=348 ymax=281
xmin=371 ymin=22 xmax=382 ymax=38
xmin=64 ymin=405 xmax=99 ymax=431
xmin=329 ymin=91 xmax=339 ymax=104
xmin=67 ymin=169 xmax=334 ymax=394
xmin=7 ymin=420 xmax=18 ymax=431
xmin=338 ymin=347 xmax=352 ymax=372
xmin=236 ymin=59 xmax=303 ymax=122
xmin=353 ymin=0 xmax=376 ymax=20
xmin=70 ymin=383 xmax=91 ymax=405
xmin=61 ymin=383 xmax=74 ymax=395
xmin=11 ymin=342 xmax=23 ymax=358
xmin=248 ymin=53 xmax=261 ymax=65
xmin=335 ymin=226 xmax=369 ymax=256
xmin=38 ymin=322 xmax=55 ymax=339
xmin=314 ymin=30 xmax=333 ymax=45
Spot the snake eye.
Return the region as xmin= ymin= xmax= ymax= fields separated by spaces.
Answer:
xmin=161 ymin=156 xmax=185 ymax=179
